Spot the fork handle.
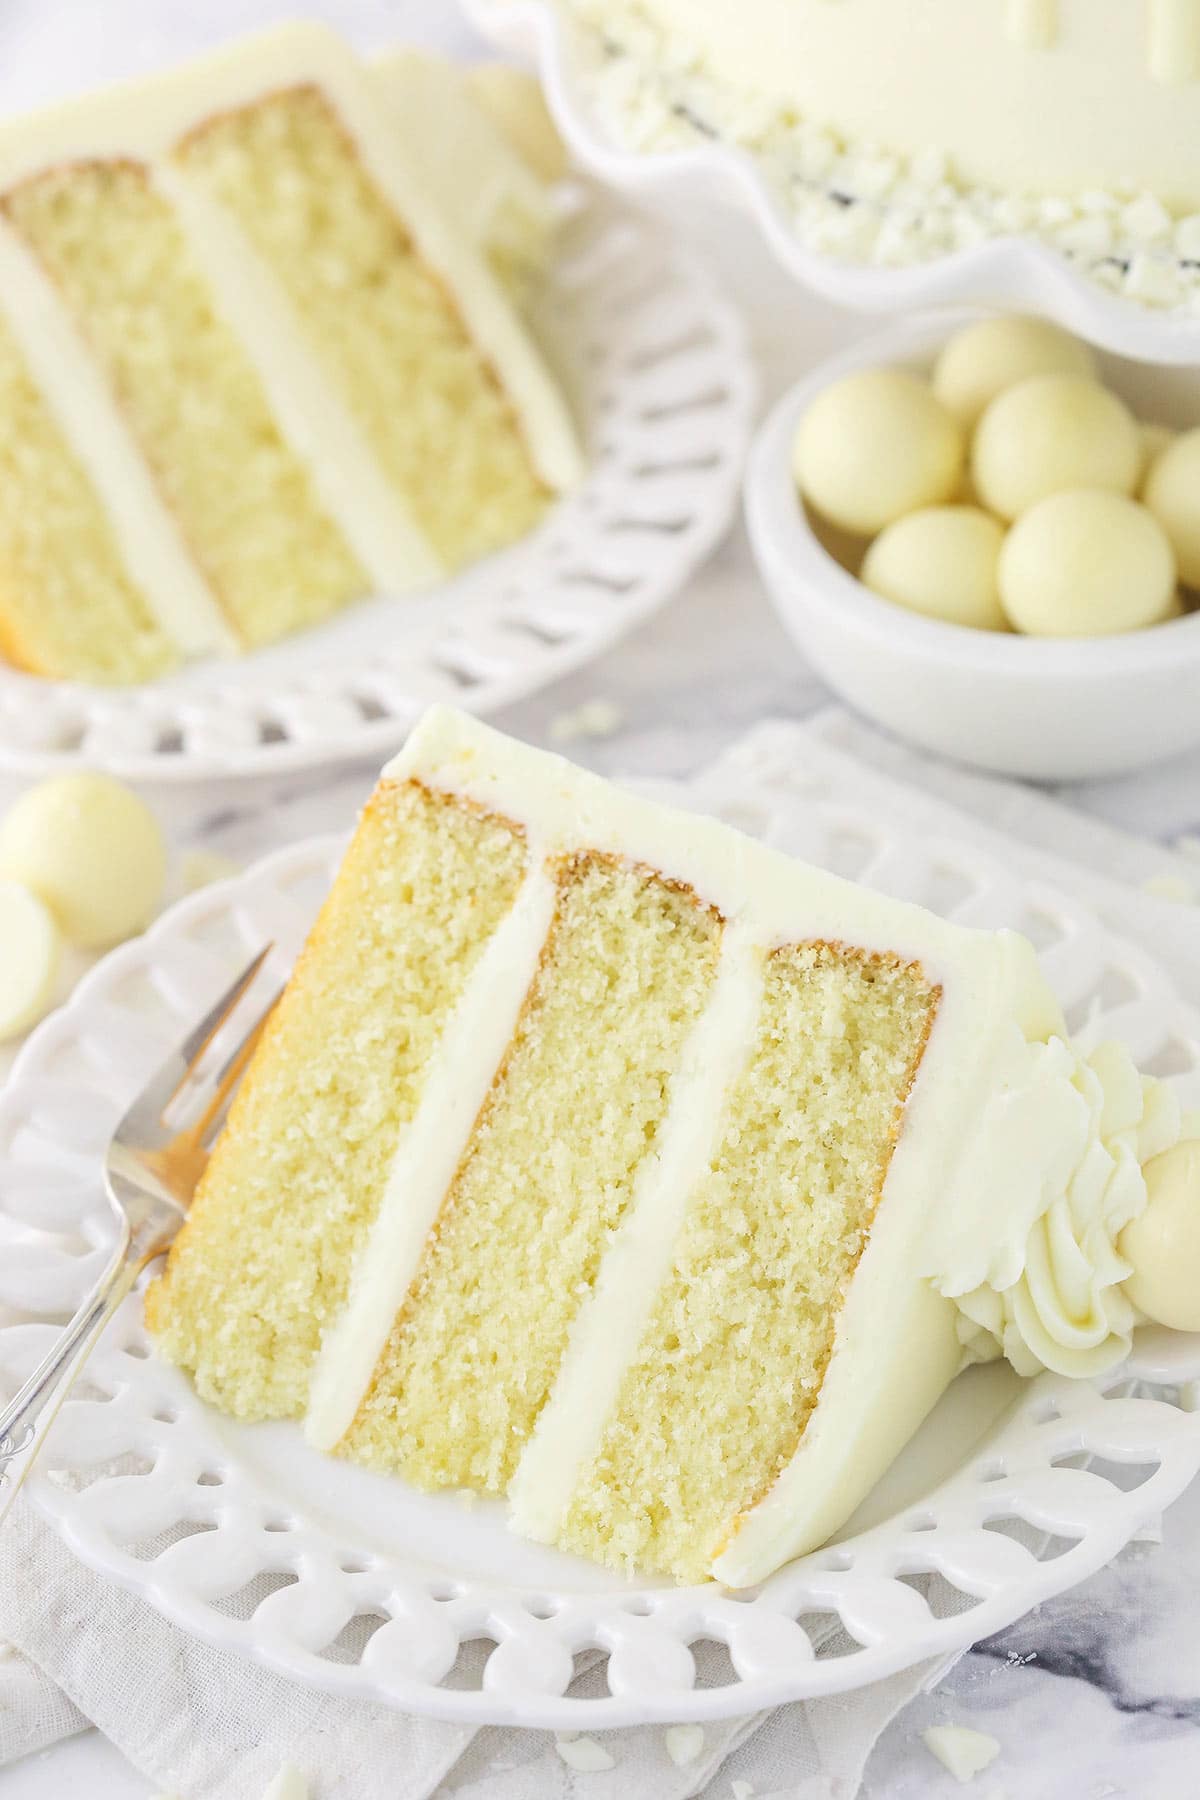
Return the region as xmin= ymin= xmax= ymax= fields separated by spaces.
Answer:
xmin=0 ymin=1222 xmax=140 ymax=1527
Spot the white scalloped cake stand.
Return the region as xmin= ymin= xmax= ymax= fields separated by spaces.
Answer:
xmin=2 ymin=740 xmax=1200 ymax=1728
xmin=0 ymin=196 xmax=754 ymax=784
xmin=468 ymin=0 xmax=1200 ymax=366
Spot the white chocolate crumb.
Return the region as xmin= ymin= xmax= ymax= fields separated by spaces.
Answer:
xmin=549 ymin=699 xmax=625 ymax=745
xmin=922 ymin=1725 xmax=1001 ymax=1783
xmin=1142 ymin=873 xmax=1197 ymax=904
xmin=1175 ymin=834 xmax=1200 ymax=863
xmin=180 ymin=850 xmax=240 ymax=894
xmin=556 ymin=1734 xmax=616 ymax=1772
xmin=260 ymin=1768 xmax=308 ymax=1800
xmin=731 ymin=1781 xmax=756 ymax=1798
xmin=664 ymin=1723 xmax=705 ymax=1766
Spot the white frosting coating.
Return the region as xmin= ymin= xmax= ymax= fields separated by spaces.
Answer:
xmin=928 ymin=1034 xmax=1181 ymax=1377
xmin=0 ymin=219 xmax=235 ymax=658
xmin=508 ymin=921 xmax=764 ymax=1543
xmin=369 ymin=50 xmax=556 ymax=292
xmin=381 ymin=715 xmax=1062 ymax=1018
xmin=304 ymin=854 xmax=557 ymax=1452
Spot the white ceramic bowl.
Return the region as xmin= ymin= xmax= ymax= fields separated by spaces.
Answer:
xmin=468 ymin=0 xmax=1200 ymax=367
xmin=745 ymin=313 xmax=1200 ymax=782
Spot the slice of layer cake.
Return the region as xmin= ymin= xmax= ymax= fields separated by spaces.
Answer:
xmin=147 ymin=708 xmax=1184 ymax=1586
xmin=0 ymin=25 xmax=581 ymax=684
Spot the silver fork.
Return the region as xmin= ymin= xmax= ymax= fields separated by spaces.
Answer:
xmin=0 ymin=947 xmax=279 ymax=1523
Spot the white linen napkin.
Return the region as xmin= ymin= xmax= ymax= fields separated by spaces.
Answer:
xmin=2 ymin=710 xmax=1197 ymax=1800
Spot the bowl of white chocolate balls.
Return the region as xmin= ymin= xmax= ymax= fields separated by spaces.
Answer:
xmin=746 ymin=310 xmax=1200 ymax=780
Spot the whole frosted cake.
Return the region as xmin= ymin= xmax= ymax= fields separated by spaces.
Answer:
xmin=0 ymin=24 xmax=580 ymax=685
xmin=559 ymin=0 xmax=1200 ymax=308
xmin=146 ymin=708 xmax=1196 ymax=1586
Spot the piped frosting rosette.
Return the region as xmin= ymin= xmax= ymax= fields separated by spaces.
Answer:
xmin=928 ymin=1031 xmax=1186 ymax=1378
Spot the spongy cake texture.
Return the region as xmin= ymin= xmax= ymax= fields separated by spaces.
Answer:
xmin=555 ymin=944 xmax=939 ymax=1580
xmin=0 ymin=308 xmax=174 ymax=684
xmin=145 ymin=782 xmax=527 ymax=1417
xmin=5 ymin=159 xmax=366 ymax=647
xmin=177 ymin=86 xmax=551 ymax=568
xmin=343 ymin=852 xmax=723 ymax=1491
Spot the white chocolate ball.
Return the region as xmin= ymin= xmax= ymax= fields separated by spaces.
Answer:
xmin=1138 ymin=421 xmax=1176 ymax=493
xmin=1144 ymin=427 xmax=1200 ymax=588
xmin=1120 ymin=1138 xmax=1200 ymax=1332
xmin=998 ymin=490 xmax=1177 ymax=637
xmin=861 ymin=506 xmax=1008 ymax=631
xmin=464 ymin=65 xmax=568 ymax=183
xmin=972 ymin=374 xmax=1141 ymax=520
xmin=932 ymin=315 xmax=1095 ymax=429
xmin=0 ymin=773 xmax=166 ymax=949
xmin=794 ymin=369 xmax=964 ymax=537
xmin=0 ymin=879 xmax=60 ymax=1042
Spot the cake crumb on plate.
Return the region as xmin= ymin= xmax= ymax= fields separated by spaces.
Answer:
xmin=556 ymin=1734 xmax=616 ymax=1772
xmin=664 ymin=1723 xmax=705 ymax=1765
xmin=922 ymin=1725 xmax=1000 ymax=1783
xmin=1142 ymin=872 xmax=1197 ymax=904
xmin=261 ymin=1766 xmax=308 ymax=1800
xmin=548 ymin=698 xmax=625 ymax=744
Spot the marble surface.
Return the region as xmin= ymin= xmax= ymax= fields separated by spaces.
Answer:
xmin=1 ymin=2 xmax=1200 ymax=1797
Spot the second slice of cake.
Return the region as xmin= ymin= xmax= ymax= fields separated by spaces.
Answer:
xmin=0 ymin=25 xmax=582 ymax=684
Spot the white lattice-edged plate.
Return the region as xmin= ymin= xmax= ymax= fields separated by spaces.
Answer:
xmin=469 ymin=0 xmax=1200 ymax=365
xmin=0 ymin=197 xmax=753 ymax=784
xmin=3 ymin=740 xmax=1200 ymax=1728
